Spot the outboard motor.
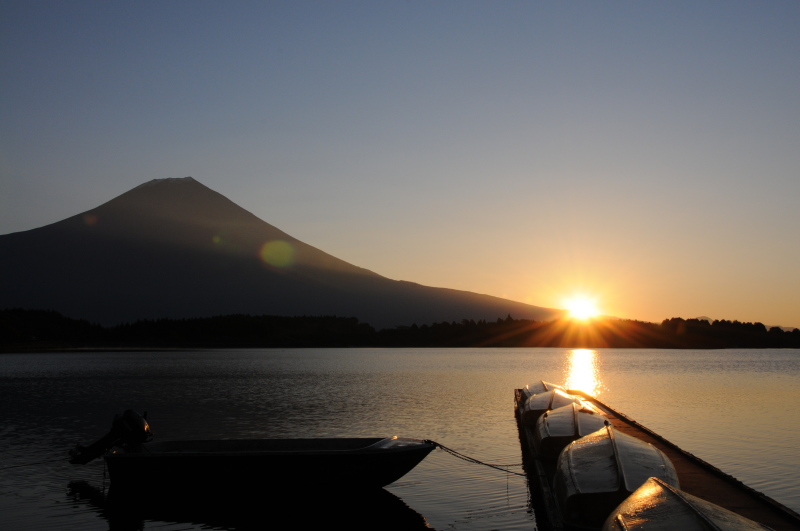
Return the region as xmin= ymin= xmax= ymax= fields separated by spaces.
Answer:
xmin=69 ymin=409 xmax=153 ymax=465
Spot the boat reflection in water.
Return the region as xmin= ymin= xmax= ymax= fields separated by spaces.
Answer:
xmin=563 ymin=348 xmax=602 ymax=396
xmin=68 ymin=479 xmax=433 ymax=530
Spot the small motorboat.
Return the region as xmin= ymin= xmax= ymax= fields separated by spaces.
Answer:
xmin=521 ymin=380 xmax=564 ymax=400
xmin=521 ymin=388 xmax=586 ymax=427
xmin=602 ymin=477 xmax=775 ymax=531
xmin=533 ymin=401 xmax=607 ymax=459
xmin=70 ymin=410 xmax=435 ymax=491
xmin=553 ymin=425 xmax=680 ymax=530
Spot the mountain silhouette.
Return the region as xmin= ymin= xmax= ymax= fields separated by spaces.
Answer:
xmin=0 ymin=177 xmax=564 ymax=328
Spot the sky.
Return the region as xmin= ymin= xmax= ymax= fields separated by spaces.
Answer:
xmin=2 ymin=1 xmax=799 ymax=328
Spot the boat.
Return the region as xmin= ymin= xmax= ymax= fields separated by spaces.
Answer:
xmin=533 ymin=401 xmax=607 ymax=459
xmin=552 ymin=424 xmax=680 ymax=530
xmin=70 ymin=410 xmax=435 ymax=491
xmin=602 ymin=477 xmax=775 ymax=530
xmin=521 ymin=388 xmax=587 ymax=427
xmin=522 ymin=380 xmax=564 ymax=400
xmin=106 ymin=437 xmax=435 ymax=490
xmin=516 ymin=387 xmax=800 ymax=531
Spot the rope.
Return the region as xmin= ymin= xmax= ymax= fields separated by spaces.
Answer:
xmin=424 ymin=440 xmax=526 ymax=477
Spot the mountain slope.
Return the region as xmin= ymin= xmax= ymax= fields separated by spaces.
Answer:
xmin=0 ymin=177 xmax=564 ymax=328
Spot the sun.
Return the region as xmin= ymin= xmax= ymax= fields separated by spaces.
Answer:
xmin=564 ymin=296 xmax=600 ymax=320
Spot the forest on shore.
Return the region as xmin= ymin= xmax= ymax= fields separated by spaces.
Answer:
xmin=2 ymin=308 xmax=799 ymax=351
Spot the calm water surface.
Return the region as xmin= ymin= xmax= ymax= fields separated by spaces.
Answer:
xmin=1 ymin=348 xmax=798 ymax=530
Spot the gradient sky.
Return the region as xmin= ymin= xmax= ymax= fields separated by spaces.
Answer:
xmin=2 ymin=1 xmax=799 ymax=328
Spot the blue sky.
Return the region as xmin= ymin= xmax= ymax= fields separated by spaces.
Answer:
xmin=2 ymin=1 xmax=799 ymax=327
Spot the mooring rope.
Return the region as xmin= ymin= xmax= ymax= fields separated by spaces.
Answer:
xmin=424 ymin=440 xmax=526 ymax=477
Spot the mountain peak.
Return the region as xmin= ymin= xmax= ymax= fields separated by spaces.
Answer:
xmin=133 ymin=176 xmax=197 ymax=189
xmin=0 ymin=178 xmax=564 ymax=328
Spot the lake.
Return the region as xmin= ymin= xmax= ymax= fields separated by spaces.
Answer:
xmin=1 ymin=348 xmax=798 ymax=530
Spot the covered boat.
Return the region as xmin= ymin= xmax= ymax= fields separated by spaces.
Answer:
xmin=521 ymin=388 xmax=586 ymax=427
xmin=602 ymin=477 xmax=775 ymax=531
xmin=553 ymin=425 xmax=680 ymax=529
xmin=522 ymin=380 xmax=564 ymax=400
xmin=534 ymin=401 xmax=607 ymax=459
xmin=70 ymin=410 xmax=435 ymax=491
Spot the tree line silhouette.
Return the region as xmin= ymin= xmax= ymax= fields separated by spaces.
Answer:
xmin=2 ymin=309 xmax=799 ymax=351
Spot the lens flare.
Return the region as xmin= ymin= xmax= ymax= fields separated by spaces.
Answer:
xmin=259 ymin=240 xmax=295 ymax=268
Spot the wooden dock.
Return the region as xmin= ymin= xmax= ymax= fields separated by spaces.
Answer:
xmin=514 ymin=389 xmax=800 ymax=531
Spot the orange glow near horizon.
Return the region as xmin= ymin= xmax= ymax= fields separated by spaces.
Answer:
xmin=563 ymin=348 xmax=602 ymax=396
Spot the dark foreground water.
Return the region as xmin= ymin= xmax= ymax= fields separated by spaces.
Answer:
xmin=1 ymin=348 xmax=798 ymax=530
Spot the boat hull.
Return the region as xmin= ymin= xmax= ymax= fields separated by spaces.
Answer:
xmin=521 ymin=388 xmax=586 ymax=427
xmin=553 ymin=426 xmax=680 ymax=529
xmin=104 ymin=437 xmax=435 ymax=491
xmin=534 ymin=402 xmax=607 ymax=460
xmin=522 ymin=380 xmax=564 ymax=400
xmin=602 ymin=477 xmax=775 ymax=531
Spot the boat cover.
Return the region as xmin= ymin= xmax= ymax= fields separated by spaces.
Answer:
xmin=521 ymin=388 xmax=585 ymax=427
xmin=602 ymin=477 xmax=775 ymax=531
xmin=553 ymin=425 xmax=680 ymax=529
xmin=522 ymin=380 xmax=564 ymax=400
xmin=534 ymin=402 xmax=607 ymax=459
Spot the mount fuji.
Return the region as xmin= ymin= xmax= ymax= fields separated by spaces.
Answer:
xmin=0 ymin=177 xmax=564 ymax=328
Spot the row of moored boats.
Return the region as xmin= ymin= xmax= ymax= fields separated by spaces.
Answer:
xmin=519 ymin=381 xmax=774 ymax=530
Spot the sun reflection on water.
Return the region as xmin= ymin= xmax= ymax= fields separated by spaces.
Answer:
xmin=563 ymin=349 xmax=602 ymax=397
